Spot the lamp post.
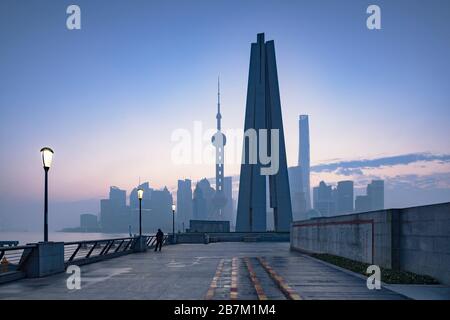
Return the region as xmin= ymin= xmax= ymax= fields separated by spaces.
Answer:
xmin=137 ymin=188 xmax=144 ymax=237
xmin=40 ymin=147 xmax=54 ymax=242
xmin=171 ymin=204 xmax=176 ymax=236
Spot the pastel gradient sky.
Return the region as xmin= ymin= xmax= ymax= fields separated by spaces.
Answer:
xmin=1 ymin=0 xmax=450 ymax=207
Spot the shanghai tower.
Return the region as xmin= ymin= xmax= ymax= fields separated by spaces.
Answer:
xmin=298 ymin=115 xmax=311 ymax=210
xmin=236 ymin=33 xmax=292 ymax=232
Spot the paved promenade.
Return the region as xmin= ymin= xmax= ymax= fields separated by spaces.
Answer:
xmin=0 ymin=242 xmax=406 ymax=300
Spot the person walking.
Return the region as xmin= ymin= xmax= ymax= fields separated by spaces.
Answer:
xmin=155 ymin=228 xmax=164 ymax=252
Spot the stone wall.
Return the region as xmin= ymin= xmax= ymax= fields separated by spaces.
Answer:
xmin=396 ymin=203 xmax=450 ymax=284
xmin=291 ymin=202 xmax=450 ymax=284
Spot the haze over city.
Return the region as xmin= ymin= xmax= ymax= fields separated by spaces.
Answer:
xmin=1 ymin=0 xmax=449 ymax=231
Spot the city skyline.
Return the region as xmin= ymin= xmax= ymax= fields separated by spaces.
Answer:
xmin=1 ymin=0 xmax=450 ymax=231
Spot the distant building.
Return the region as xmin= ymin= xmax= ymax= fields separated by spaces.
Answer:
xmin=305 ymin=209 xmax=322 ymax=220
xmin=80 ymin=214 xmax=98 ymax=230
xmin=355 ymin=195 xmax=372 ymax=212
xmin=354 ymin=180 xmax=385 ymax=212
xmin=336 ymin=181 xmax=354 ymax=214
xmin=130 ymin=182 xmax=152 ymax=209
xmin=288 ymin=165 xmax=307 ymax=220
xmin=129 ymin=182 xmax=153 ymax=233
xmin=100 ymin=186 xmax=130 ymax=232
xmin=177 ymin=179 xmax=193 ymax=231
xmin=144 ymin=187 xmax=173 ymax=233
xmin=368 ymin=180 xmax=384 ymax=210
xmin=313 ymin=181 xmax=335 ymax=217
xmin=99 ymin=183 xmax=174 ymax=234
xmin=189 ymin=220 xmax=230 ymax=233
xmin=222 ymin=176 xmax=234 ymax=224
xmin=109 ymin=186 xmax=126 ymax=207
xmin=193 ymin=184 xmax=206 ymax=220
xmin=193 ymin=178 xmax=215 ymax=220
xmin=298 ymin=115 xmax=311 ymax=210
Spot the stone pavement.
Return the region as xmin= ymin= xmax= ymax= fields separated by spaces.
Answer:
xmin=0 ymin=242 xmax=407 ymax=300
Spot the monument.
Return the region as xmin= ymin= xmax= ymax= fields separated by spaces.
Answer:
xmin=236 ymin=33 xmax=293 ymax=232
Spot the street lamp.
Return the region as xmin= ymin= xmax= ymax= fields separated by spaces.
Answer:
xmin=137 ymin=188 xmax=144 ymax=236
xmin=40 ymin=147 xmax=54 ymax=242
xmin=171 ymin=204 xmax=176 ymax=236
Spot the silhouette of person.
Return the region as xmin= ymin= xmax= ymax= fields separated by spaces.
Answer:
xmin=155 ymin=229 xmax=164 ymax=252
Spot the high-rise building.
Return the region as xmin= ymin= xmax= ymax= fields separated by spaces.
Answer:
xmin=147 ymin=187 xmax=173 ymax=232
xmin=236 ymin=33 xmax=293 ymax=232
xmin=193 ymin=185 xmax=206 ymax=220
xmin=298 ymin=115 xmax=311 ymax=210
xmin=368 ymin=180 xmax=384 ymax=210
xmin=193 ymin=178 xmax=215 ymax=220
xmin=100 ymin=186 xmax=130 ymax=232
xmin=130 ymin=182 xmax=172 ymax=233
xmin=288 ymin=165 xmax=307 ymax=220
xmin=130 ymin=182 xmax=152 ymax=209
xmin=223 ymin=176 xmax=233 ymax=223
xmin=354 ymin=180 xmax=384 ymax=212
xmin=313 ymin=181 xmax=335 ymax=217
xmin=177 ymin=179 xmax=193 ymax=231
xmin=355 ymin=195 xmax=372 ymax=212
xmin=109 ymin=186 xmax=126 ymax=207
xmin=336 ymin=180 xmax=354 ymax=214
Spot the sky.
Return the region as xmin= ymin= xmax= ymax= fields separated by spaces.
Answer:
xmin=0 ymin=0 xmax=450 ymax=230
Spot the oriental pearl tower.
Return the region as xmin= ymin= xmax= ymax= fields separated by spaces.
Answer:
xmin=211 ymin=77 xmax=227 ymax=218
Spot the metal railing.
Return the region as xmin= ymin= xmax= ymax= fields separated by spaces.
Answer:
xmin=0 ymin=244 xmax=36 ymax=274
xmin=146 ymin=235 xmax=169 ymax=248
xmin=0 ymin=235 xmax=172 ymax=276
xmin=0 ymin=241 xmax=19 ymax=247
xmin=63 ymin=235 xmax=170 ymax=266
xmin=64 ymin=237 xmax=137 ymax=266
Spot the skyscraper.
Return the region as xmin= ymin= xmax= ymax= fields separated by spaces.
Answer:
xmin=367 ymin=180 xmax=384 ymax=210
xmin=313 ymin=181 xmax=335 ymax=217
xmin=100 ymin=186 xmax=130 ymax=232
xmin=336 ymin=180 xmax=354 ymax=214
xmin=193 ymin=178 xmax=215 ymax=220
xmin=236 ymin=33 xmax=292 ymax=232
xmin=354 ymin=180 xmax=385 ymax=212
xmin=223 ymin=176 xmax=233 ymax=223
xmin=109 ymin=186 xmax=126 ymax=207
xmin=177 ymin=179 xmax=193 ymax=231
xmin=298 ymin=115 xmax=311 ymax=210
xmin=130 ymin=182 xmax=152 ymax=209
xmin=355 ymin=195 xmax=372 ymax=212
xmin=288 ymin=165 xmax=307 ymax=220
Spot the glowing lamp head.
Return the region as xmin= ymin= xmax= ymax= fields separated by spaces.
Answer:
xmin=172 ymin=204 xmax=176 ymax=212
xmin=40 ymin=147 xmax=54 ymax=169
xmin=137 ymin=188 xmax=144 ymax=200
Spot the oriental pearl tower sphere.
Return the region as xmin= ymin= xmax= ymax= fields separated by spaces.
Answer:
xmin=211 ymin=77 xmax=228 ymax=217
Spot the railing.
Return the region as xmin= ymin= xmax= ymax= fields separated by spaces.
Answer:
xmin=146 ymin=235 xmax=169 ymax=248
xmin=0 ymin=241 xmax=19 ymax=247
xmin=64 ymin=237 xmax=137 ymax=266
xmin=0 ymin=235 xmax=172 ymax=278
xmin=0 ymin=244 xmax=36 ymax=274
xmin=63 ymin=235 xmax=170 ymax=266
